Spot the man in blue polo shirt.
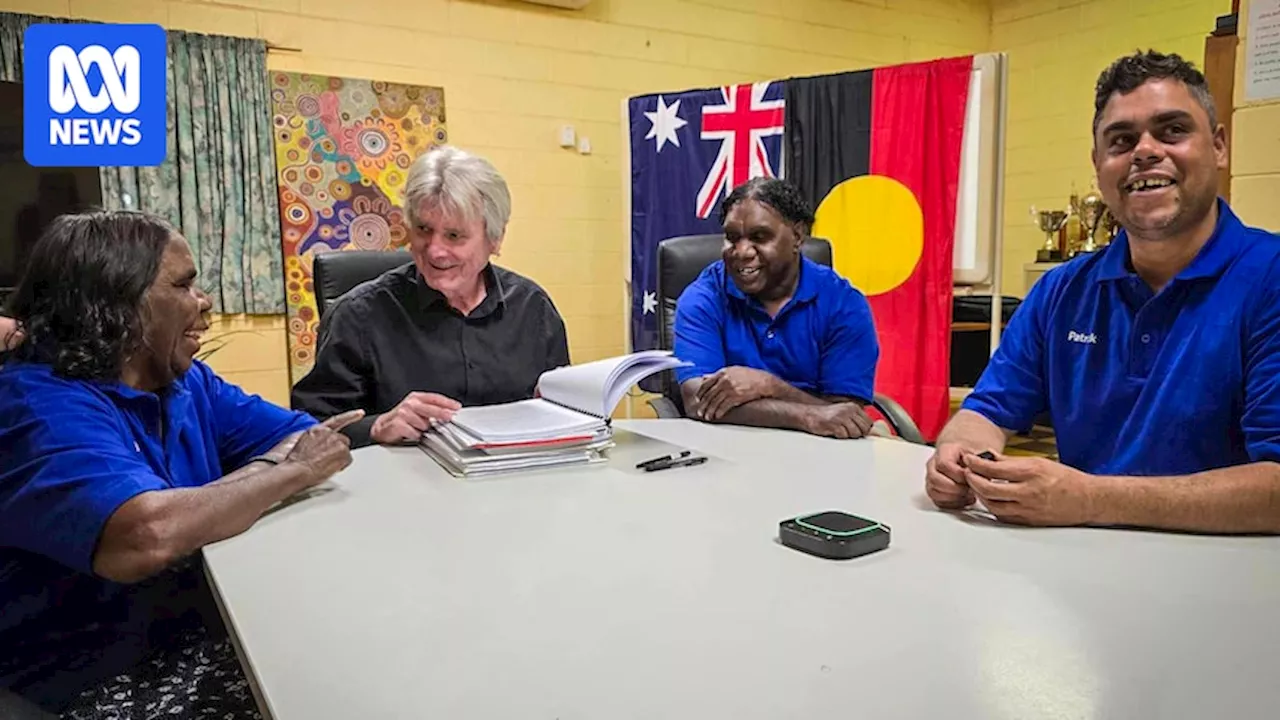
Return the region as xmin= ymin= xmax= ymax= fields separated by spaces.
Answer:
xmin=0 ymin=211 xmax=361 ymax=713
xmin=926 ymin=50 xmax=1280 ymax=534
xmin=673 ymin=177 xmax=879 ymax=439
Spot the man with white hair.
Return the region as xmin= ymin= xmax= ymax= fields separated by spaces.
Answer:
xmin=292 ymin=145 xmax=570 ymax=447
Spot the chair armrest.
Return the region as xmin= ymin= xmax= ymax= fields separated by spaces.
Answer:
xmin=647 ymin=396 xmax=682 ymax=419
xmin=871 ymin=393 xmax=925 ymax=445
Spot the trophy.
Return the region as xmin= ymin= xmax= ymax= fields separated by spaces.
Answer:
xmin=1078 ymin=189 xmax=1105 ymax=254
xmin=1031 ymin=206 xmax=1068 ymax=262
xmin=1100 ymin=208 xmax=1120 ymax=245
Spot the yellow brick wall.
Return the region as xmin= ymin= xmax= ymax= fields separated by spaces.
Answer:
xmin=1232 ymin=0 xmax=1280 ymax=232
xmin=200 ymin=314 xmax=292 ymax=407
xmin=9 ymin=0 xmax=991 ymax=408
xmin=991 ymin=0 xmax=1228 ymax=296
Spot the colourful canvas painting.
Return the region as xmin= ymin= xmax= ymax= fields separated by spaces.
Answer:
xmin=271 ymin=72 xmax=447 ymax=383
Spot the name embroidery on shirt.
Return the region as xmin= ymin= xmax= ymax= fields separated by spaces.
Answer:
xmin=1067 ymin=330 xmax=1098 ymax=345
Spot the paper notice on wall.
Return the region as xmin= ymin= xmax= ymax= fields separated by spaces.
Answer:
xmin=1246 ymin=0 xmax=1280 ymax=101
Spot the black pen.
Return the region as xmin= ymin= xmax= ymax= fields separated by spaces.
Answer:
xmin=636 ymin=450 xmax=691 ymax=469
xmin=644 ymin=456 xmax=708 ymax=472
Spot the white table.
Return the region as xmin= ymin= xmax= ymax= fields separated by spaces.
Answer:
xmin=204 ymin=420 xmax=1280 ymax=720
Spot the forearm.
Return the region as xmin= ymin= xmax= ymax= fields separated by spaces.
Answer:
xmin=768 ymin=380 xmax=826 ymax=406
xmin=936 ymin=409 xmax=1012 ymax=453
xmin=1088 ymin=461 xmax=1280 ymax=534
xmin=94 ymin=460 xmax=316 ymax=582
xmin=683 ymin=374 xmax=824 ymax=418
xmin=710 ymin=398 xmax=815 ymax=432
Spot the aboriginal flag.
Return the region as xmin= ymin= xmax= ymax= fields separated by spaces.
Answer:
xmin=784 ymin=56 xmax=973 ymax=441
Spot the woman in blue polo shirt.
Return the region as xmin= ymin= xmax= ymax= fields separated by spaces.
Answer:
xmin=0 ymin=211 xmax=361 ymax=716
xmin=673 ymin=177 xmax=880 ymax=439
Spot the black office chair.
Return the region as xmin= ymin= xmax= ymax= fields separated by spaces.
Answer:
xmin=642 ymin=233 xmax=924 ymax=445
xmin=312 ymin=249 xmax=413 ymax=320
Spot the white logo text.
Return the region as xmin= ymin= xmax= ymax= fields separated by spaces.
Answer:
xmin=47 ymin=44 xmax=142 ymax=146
xmin=1067 ymin=330 xmax=1098 ymax=344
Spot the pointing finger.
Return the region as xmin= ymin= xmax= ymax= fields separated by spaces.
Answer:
xmin=321 ymin=409 xmax=365 ymax=431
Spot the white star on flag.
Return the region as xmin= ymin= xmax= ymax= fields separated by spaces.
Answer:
xmin=644 ymin=96 xmax=687 ymax=152
xmin=642 ymin=291 xmax=657 ymax=315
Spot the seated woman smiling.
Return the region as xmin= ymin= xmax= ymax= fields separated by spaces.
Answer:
xmin=0 ymin=211 xmax=360 ymax=716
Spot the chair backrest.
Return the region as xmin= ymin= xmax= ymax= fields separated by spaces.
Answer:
xmin=312 ymin=249 xmax=413 ymax=320
xmin=642 ymin=234 xmax=834 ymax=405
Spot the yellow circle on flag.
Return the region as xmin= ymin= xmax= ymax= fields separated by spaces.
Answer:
xmin=813 ymin=175 xmax=924 ymax=297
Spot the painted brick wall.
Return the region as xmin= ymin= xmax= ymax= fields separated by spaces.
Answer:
xmin=6 ymin=0 xmax=991 ymax=406
xmin=992 ymin=0 xmax=1228 ymax=296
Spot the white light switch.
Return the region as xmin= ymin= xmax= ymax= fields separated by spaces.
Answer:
xmin=577 ymin=136 xmax=592 ymax=155
xmin=559 ymin=125 xmax=576 ymax=147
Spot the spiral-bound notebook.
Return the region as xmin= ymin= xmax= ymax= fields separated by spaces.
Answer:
xmin=445 ymin=350 xmax=690 ymax=444
xmin=420 ymin=351 xmax=688 ymax=475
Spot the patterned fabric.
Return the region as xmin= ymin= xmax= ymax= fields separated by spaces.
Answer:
xmin=269 ymin=71 xmax=447 ymax=382
xmin=100 ymin=31 xmax=284 ymax=315
xmin=0 ymin=13 xmax=70 ymax=79
xmin=0 ymin=12 xmax=284 ymax=314
xmin=59 ymin=626 xmax=261 ymax=720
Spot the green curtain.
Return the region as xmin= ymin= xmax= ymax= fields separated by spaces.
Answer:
xmin=102 ymin=31 xmax=284 ymax=314
xmin=0 ymin=13 xmax=71 ymax=79
xmin=0 ymin=14 xmax=285 ymax=314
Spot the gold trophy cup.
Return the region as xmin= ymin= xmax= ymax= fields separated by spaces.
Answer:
xmin=1032 ymin=207 xmax=1068 ymax=262
xmin=1079 ymin=190 xmax=1104 ymax=254
xmin=1100 ymin=208 xmax=1120 ymax=246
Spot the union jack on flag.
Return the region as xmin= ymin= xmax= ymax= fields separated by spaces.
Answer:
xmin=628 ymin=81 xmax=787 ymax=352
xmin=695 ymin=83 xmax=786 ymax=219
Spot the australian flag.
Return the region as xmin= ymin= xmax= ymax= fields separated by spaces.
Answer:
xmin=628 ymin=81 xmax=786 ymax=352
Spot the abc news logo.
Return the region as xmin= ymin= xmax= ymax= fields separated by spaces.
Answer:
xmin=24 ymin=23 xmax=166 ymax=167
xmin=48 ymin=44 xmax=143 ymax=146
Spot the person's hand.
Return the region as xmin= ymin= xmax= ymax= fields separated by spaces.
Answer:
xmin=0 ymin=316 xmax=23 ymax=352
xmin=369 ymin=392 xmax=462 ymax=444
xmin=285 ymin=411 xmax=364 ymax=483
xmin=802 ymin=402 xmax=874 ymax=439
xmin=260 ymin=410 xmax=364 ymax=463
xmin=962 ymin=452 xmax=1095 ymax=526
xmin=925 ymin=442 xmax=976 ymax=510
xmin=694 ymin=367 xmax=780 ymax=420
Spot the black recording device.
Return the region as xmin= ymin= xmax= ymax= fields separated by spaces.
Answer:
xmin=779 ymin=510 xmax=891 ymax=560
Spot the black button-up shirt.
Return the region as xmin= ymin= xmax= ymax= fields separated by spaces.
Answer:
xmin=291 ymin=262 xmax=570 ymax=447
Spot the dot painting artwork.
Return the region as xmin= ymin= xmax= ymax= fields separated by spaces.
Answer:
xmin=271 ymin=72 xmax=448 ymax=383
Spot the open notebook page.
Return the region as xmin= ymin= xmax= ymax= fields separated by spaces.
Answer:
xmin=537 ymin=350 xmax=689 ymax=417
xmin=447 ymin=398 xmax=605 ymax=443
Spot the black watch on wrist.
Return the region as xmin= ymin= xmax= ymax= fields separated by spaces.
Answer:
xmin=248 ymin=455 xmax=284 ymax=466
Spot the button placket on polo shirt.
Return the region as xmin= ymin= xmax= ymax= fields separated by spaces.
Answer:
xmin=752 ymin=306 xmax=778 ymax=345
xmin=1128 ymin=280 xmax=1180 ymax=379
xmin=760 ymin=297 xmax=802 ymax=346
xmin=120 ymin=392 xmax=172 ymax=484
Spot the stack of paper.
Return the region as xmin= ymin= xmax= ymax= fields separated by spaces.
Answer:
xmin=420 ymin=410 xmax=614 ymax=478
xmin=418 ymin=350 xmax=690 ymax=478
